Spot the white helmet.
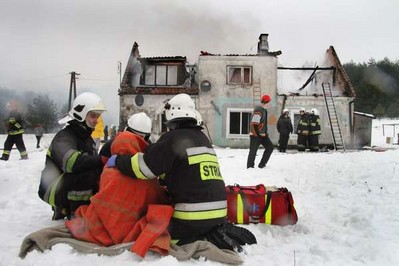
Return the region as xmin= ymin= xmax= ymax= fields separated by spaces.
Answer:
xmin=127 ymin=112 xmax=152 ymax=134
xmin=164 ymin=93 xmax=197 ymax=123
xmin=311 ymin=108 xmax=319 ymax=115
xmin=299 ymin=107 xmax=306 ymax=112
xmin=195 ymin=110 xmax=203 ymax=126
xmin=283 ymin=108 xmax=289 ymax=114
xmin=69 ymin=92 xmax=107 ymax=122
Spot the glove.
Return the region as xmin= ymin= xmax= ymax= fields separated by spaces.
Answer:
xmin=206 ymin=222 xmax=257 ymax=252
xmin=106 ymin=155 xmax=118 ymax=168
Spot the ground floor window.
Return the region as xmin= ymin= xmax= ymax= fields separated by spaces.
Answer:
xmin=226 ymin=108 xmax=252 ymax=138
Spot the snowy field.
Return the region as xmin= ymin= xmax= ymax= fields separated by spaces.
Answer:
xmin=1 ymin=119 xmax=399 ymax=265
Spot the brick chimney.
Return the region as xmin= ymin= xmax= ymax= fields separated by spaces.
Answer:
xmin=257 ymin=33 xmax=269 ymax=55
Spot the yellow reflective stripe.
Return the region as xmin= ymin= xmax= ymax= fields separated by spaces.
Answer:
xmin=170 ymin=239 xmax=179 ymax=245
xmin=264 ymin=197 xmax=272 ymax=224
xmin=173 ymin=208 xmax=227 ymax=220
xmin=237 ymin=194 xmax=244 ymax=223
xmin=66 ymin=151 xmax=80 ymax=173
xmin=67 ymin=192 xmax=92 ymax=201
xmin=48 ymin=175 xmax=63 ymax=207
xmin=9 ymin=129 xmax=24 ymax=135
xmin=131 ymin=154 xmax=147 ymax=179
xmin=188 ymin=154 xmax=218 ymax=165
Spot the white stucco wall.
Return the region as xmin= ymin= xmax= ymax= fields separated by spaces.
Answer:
xmin=197 ymin=55 xmax=278 ymax=148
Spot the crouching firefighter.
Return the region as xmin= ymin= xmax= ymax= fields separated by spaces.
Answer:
xmin=106 ymin=93 xmax=257 ymax=252
xmin=38 ymin=92 xmax=107 ymax=220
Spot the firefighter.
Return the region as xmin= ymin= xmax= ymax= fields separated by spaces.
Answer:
xmin=106 ymin=93 xmax=256 ymax=252
xmin=247 ymin=94 xmax=274 ymax=168
xmin=296 ymin=107 xmax=310 ymax=151
xmin=277 ymin=108 xmax=293 ymax=152
xmin=309 ymin=108 xmax=321 ymax=151
xmin=38 ymin=92 xmax=107 ymax=220
xmin=0 ymin=101 xmax=28 ymax=161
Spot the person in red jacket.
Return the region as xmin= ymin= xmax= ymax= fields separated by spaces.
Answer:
xmin=65 ymin=112 xmax=173 ymax=257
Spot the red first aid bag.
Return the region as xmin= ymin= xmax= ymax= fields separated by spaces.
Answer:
xmin=226 ymin=184 xmax=298 ymax=225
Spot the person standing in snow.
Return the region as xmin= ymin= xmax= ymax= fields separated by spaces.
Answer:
xmin=109 ymin=124 xmax=116 ymax=139
xmin=296 ymin=108 xmax=310 ymax=151
xmin=309 ymin=108 xmax=321 ymax=151
xmin=103 ymin=125 xmax=109 ymax=142
xmin=107 ymin=93 xmax=256 ymax=252
xmin=0 ymin=101 xmax=28 ymax=161
xmin=246 ymin=94 xmax=274 ymax=168
xmin=276 ymin=108 xmax=293 ymax=153
xmin=34 ymin=123 xmax=45 ymax=148
xmin=38 ymin=92 xmax=107 ymax=220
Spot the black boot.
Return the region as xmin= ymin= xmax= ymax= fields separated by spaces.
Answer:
xmin=52 ymin=207 xmax=67 ymax=220
xmin=0 ymin=154 xmax=9 ymax=161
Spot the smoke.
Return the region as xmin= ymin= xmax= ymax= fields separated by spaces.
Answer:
xmin=364 ymin=67 xmax=398 ymax=95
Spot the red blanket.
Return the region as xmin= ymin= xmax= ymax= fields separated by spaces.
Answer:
xmin=65 ymin=131 xmax=173 ymax=257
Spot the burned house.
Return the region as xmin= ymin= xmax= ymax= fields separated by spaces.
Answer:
xmin=278 ymin=45 xmax=356 ymax=150
xmin=118 ymin=42 xmax=198 ymax=138
xmin=119 ymin=34 xmax=358 ymax=150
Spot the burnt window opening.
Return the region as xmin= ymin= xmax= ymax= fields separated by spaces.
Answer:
xmin=144 ymin=65 xmax=178 ymax=86
xmin=227 ymin=66 xmax=252 ymax=85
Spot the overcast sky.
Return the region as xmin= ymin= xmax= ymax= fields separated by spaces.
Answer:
xmin=1 ymin=0 xmax=398 ymax=124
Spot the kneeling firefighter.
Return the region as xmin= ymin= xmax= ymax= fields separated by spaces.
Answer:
xmin=38 ymin=92 xmax=107 ymax=220
xmin=107 ymin=93 xmax=256 ymax=252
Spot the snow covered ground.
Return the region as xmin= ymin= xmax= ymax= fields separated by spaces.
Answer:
xmin=1 ymin=119 xmax=399 ymax=265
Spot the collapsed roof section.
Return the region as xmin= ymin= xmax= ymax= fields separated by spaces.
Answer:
xmin=119 ymin=42 xmax=198 ymax=96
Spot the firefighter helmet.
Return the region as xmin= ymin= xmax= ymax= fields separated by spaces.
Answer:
xmin=283 ymin=108 xmax=289 ymax=114
xmin=311 ymin=108 xmax=319 ymax=115
xmin=69 ymin=92 xmax=107 ymax=122
xmin=261 ymin=94 xmax=271 ymax=103
xmin=299 ymin=107 xmax=306 ymax=112
xmin=164 ymin=93 xmax=197 ymax=123
xmin=127 ymin=112 xmax=152 ymax=134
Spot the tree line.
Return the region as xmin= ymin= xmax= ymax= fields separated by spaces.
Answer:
xmin=0 ymin=88 xmax=68 ymax=134
xmin=344 ymin=58 xmax=399 ymax=117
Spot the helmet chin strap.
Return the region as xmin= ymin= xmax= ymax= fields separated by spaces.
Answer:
xmin=86 ymin=120 xmax=95 ymax=129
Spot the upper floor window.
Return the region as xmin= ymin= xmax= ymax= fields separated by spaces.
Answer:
xmin=227 ymin=66 xmax=252 ymax=85
xmin=145 ymin=65 xmax=178 ymax=86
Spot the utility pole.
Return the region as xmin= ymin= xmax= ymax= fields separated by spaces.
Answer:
xmin=68 ymin=71 xmax=80 ymax=110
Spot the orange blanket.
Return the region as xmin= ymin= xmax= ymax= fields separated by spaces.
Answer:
xmin=65 ymin=131 xmax=173 ymax=257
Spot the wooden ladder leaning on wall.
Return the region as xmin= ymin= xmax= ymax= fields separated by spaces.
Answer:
xmin=253 ymin=79 xmax=262 ymax=107
xmin=322 ymin=82 xmax=346 ymax=151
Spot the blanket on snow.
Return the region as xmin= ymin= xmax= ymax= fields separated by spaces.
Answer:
xmin=19 ymin=224 xmax=243 ymax=265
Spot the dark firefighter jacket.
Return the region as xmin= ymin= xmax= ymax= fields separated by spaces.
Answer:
xmin=297 ymin=114 xmax=310 ymax=136
xmin=66 ymin=131 xmax=172 ymax=257
xmin=277 ymin=115 xmax=293 ymax=135
xmin=250 ymin=105 xmax=268 ymax=136
xmin=115 ymin=123 xmax=227 ymax=240
xmin=6 ymin=110 xmax=25 ymax=135
xmin=309 ymin=114 xmax=321 ymax=135
xmin=38 ymin=120 xmax=103 ymax=206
